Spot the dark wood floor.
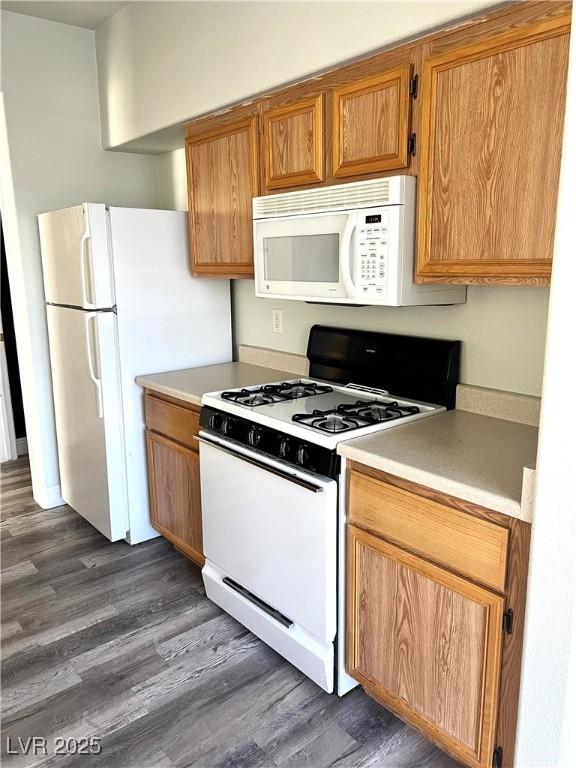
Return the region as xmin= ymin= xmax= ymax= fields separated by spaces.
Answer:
xmin=1 ymin=457 xmax=459 ymax=768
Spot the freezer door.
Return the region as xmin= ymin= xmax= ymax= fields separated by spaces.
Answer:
xmin=46 ymin=305 xmax=128 ymax=541
xmin=39 ymin=204 xmax=114 ymax=309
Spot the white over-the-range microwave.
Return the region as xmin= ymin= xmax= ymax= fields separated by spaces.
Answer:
xmin=253 ymin=176 xmax=466 ymax=307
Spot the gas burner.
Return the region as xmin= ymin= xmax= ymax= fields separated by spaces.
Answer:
xmin=313 ymin=415 xmax=360 ymax=433
xmin=221 ymin=388 xmax=286 ymax=407
xmin=292 ymin=399 xmax=422 ymax=433
xmin=220 ymin=381 xmax=333 ymax=407
xmin=241 ymin=393 xmax=280 ymax=407
xmin=339 ymin=399 xmax=421 ymax=423
xmin=293 ymin=408 xmax=362 ymax=434
xmin=276 ymin=382 xmax=333 ymax=399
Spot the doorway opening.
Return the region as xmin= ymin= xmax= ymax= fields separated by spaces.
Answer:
xmin=1 ymin=215 xmax=27 ymax=461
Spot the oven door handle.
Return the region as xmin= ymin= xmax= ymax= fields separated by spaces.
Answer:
xmin=197 ymin=435 xmax=325 ymax=494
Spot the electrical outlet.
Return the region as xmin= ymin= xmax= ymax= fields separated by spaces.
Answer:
xmin=272 ymin=309 xmax=283 ymax=334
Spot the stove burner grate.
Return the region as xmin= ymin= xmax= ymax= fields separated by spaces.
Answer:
xmin=292 ymin=399 xmax=421 ymax=433
xmin=221 ymin=381 xmax=333 ymax=407
xmin=339 ymin=400 xmax=421 ymax=423
xmin=293 ymin=410 xmax=362 ymax=433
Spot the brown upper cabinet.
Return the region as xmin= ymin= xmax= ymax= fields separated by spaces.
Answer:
xmin=416 ymin=11 xmax=571 ymax=285
xmin=332 ymin=66 xmax=413 ymax=178
xmin=184 ymin=2 xmax=571 ymax=283
xmin=185 ymin=108 xmax=259 ymax=278
xmin=262 ymin=94 xmax=325 ymax=191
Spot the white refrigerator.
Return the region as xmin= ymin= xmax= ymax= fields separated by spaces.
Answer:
xmin=38 ymin=204 xmax=232 ymax=544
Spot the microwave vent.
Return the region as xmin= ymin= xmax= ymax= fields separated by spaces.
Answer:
xmin=253 ymin=177 xmax=411 ymax=219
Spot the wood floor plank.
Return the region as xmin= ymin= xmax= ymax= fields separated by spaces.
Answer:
xmin=1 ymin=583 xmax=56 ymax=618
xmin=71 ymin=596 xmax=219 ymax=676
xmin=268 ymin=719 xmax=362 ymax=767
xmin=78 ymin=536 xmax=168 ymax=569
xmin=155 ymin=611 xmax=247 ymax=662
xmin=1 ymin=457 xmax=459 ymax=768
xmin=2 ymin=589 xmax=210 ymax=686
xmin=133 ymin=617 xmax=261 ymax=711
xmin=1 ymin=618 xmax=22 ymax=641
xmin=2 ymin=604 xmax=119 ymax=660
xmin=0 ymin=560 xmax=38 ymax=584
xmin=2 ymin=665 xmax=83 ymax=717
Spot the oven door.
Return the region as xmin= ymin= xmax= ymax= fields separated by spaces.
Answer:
xmin=199 ymin=432 xmax=337 ymax=641
xmin=254 ymin=210 xmax=357 ymax=302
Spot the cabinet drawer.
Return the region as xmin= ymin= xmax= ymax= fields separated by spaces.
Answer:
xmin=348 ymin=469 xmax=508 ymax=591
xmin=144 ymin=394 xmax=200 ymax=451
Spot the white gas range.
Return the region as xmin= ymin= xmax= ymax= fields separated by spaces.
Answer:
xmin=198 ymin=326 xmax=461 ymax=696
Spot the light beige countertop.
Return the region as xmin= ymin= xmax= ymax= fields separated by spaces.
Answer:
xmin=338 ymin=410 xmax=538 ymax=521
xmin=138 ymin=360 xmax=538 ymax=521
xmin=136 ymin=362 xmax=294 ymax=408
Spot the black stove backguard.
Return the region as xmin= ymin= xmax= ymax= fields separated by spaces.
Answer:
xmin=306 ymin=325 xmax=461 ymax=409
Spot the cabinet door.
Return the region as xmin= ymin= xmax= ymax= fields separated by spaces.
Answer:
xmin=263 ymin=95 xmax=325 ymax=191
xmin=146 ymin=430 xmax=203 ymax=566
xmin=416 ymin=17 xmax=570 ymax=284
xmin=332 ymin=66 xmax=412 ymax=178
xmin=185 ymin=113 xmax=259 ymax=278
xmin=347 ymin=525 xmax=504 ymax=768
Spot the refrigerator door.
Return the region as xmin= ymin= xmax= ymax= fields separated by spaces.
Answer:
xmin=108 ymin=207 xmax=232 ymax=544
xmin=46 ymin=305 xmax=128 ymax=541
xmin=39 ymin=204 xmax=114 ymax=309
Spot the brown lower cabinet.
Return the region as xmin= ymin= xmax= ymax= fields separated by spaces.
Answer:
xmin=346 ymin=462 xmax=531 ymax=768
xmin=144 ymin=391 xmax=204 ymax=567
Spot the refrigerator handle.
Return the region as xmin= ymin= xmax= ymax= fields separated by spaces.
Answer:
xmin=84 ymin=313 xmax=103 ymax=419
xmin=80 ymin=233 xmax=97 ymax=310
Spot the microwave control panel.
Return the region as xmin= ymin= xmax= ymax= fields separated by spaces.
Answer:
xmin=355 ymin=210 xmax=389 ymax=297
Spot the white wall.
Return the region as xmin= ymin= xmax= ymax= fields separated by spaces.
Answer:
xmin=158 ymin=152 xmax=549 ymax=396
xmin=514 ymin=24 xmax=576 ymax=767
xmin=0 ymin=10 xmax=159 ymax=505
xmin=137 ymin=0 xmax=549 ymax=398
xmin=157 ymin=149 xmax=188 ymax=210
xmin=233 ymin=283 xmax=548 ymax=396
xmin=95 ymin=0 xmax=499 ymax=149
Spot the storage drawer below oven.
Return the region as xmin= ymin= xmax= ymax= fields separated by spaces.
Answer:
xmin=203 ymin=561 xmax=335 ymax=693
xmin=199 ymin=434 xmax=338 ymax=644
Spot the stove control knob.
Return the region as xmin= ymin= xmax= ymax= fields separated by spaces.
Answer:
xmin=208 ymin=413 xmax=222 ymax=430
xmin=221 ymin=417 xmax=234 ymax=437
xmin=248 ymin=426 xmax=262 ymax=447
xmin=278 ymin=437 xmax=291 ymax=459
xmin=296 ymin=445 xmax=309 ymax=466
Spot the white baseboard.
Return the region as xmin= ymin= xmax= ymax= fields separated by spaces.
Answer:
xmin=33 ymin=483 xmax=63 ymax=509
xmin=16 ymin=437 xmax=28 ymax=456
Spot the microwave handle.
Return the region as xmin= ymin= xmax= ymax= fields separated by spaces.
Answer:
xmin=340 ymin=214 xmax=356 ymax=297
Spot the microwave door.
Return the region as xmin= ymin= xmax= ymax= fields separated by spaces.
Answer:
xmin=254 ymin=213 xmax=349 ymax=301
